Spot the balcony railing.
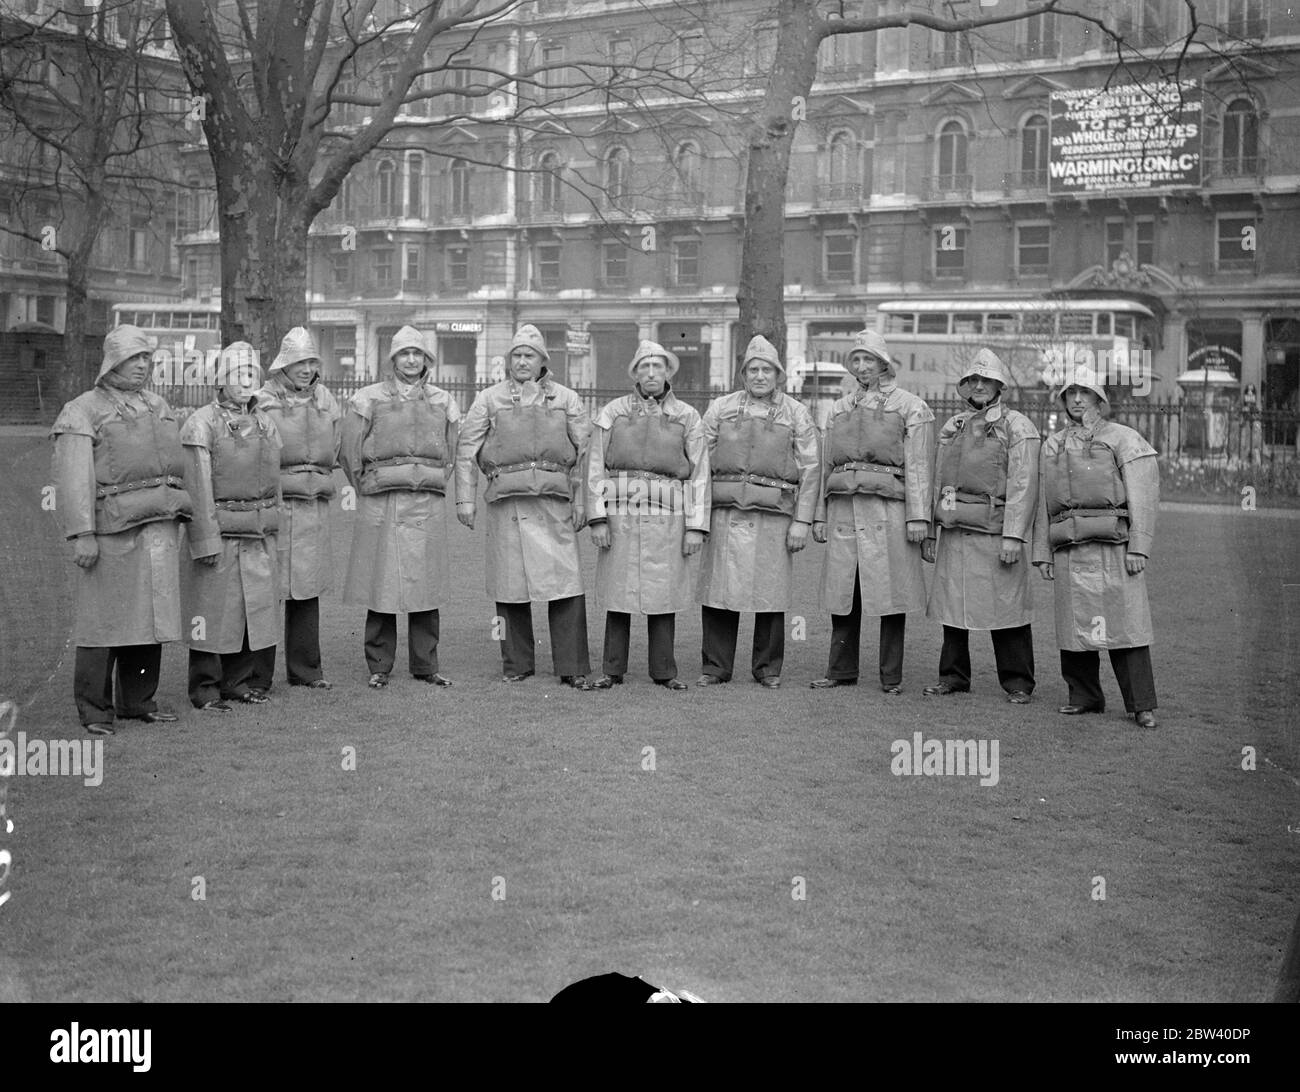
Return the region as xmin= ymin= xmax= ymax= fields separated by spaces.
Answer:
xmin=930 ymin=47 xmax=973 ymax=69
xmin=1017 ymin=39 xmax=1060 ymax=59
xmin=1004 ymin=169 xmax=1048 ymax=192
xmin=921 ymin=173 xmax=973 ymax=200
xmin=521 ymin=199 xmax=565 ymax=222
xmin=659 ymin=189 xmax=706 ymax=214
xmin=1203 ymin=155 xmax=1265 ymax=181
xmin=815 ymin=182 xmax=863 ymax=207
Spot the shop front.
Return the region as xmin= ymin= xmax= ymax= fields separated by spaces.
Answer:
xmin=656 ymin=321 xmax=710 ymax=391
xmin=434 ymin=319 xmax=481 ymax=384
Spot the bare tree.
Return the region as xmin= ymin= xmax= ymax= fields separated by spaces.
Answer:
xmin=0 ymin=1 xmax=191 ymax=404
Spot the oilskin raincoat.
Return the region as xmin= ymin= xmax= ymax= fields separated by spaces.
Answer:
xmin=587 ymin=387 xmax=710 ymax=614
xmin=1033 ymin=413 xmax=1158 ymax=652
xmin=51 ymin=385 xmax=191 ymax=646
xmin=927 ymin=399 xmax=1040 ymax=630
xmin=340 ymin=374 xmax=460 ymax=613
xmin=181 ymin=398 xmax=283 ymax=654
xmin=455 ymin=370 xmax=589 ymax=603
xmin=697 ymin=390 xmax=820 ymax=613
xmin=256 ymin=372 xmax=341 ymax=600
xmin=817 ymin=379 xmax=934 ymax=616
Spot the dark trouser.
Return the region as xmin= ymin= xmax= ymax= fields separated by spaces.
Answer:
xmin=284 ymin=596 xmax=324 ymax=685
xmin=602 ymin=611 xmax=677 ymax=682
xmin=365 ymin=609 xmax=440 ymax=677
xmin=74 ymin=644 xmax=162 ymax=726
xmin=497 ymin=596 xmax=591 ymax=678
xmin=826 ymin=573 xmax=906 ymax=686
xmin=701 ymin=606 xmax=785 ymax=681
xmin=188 ymin=628 xmax=276 ymax=706
xmin=1060 ymin=646 xmax=1158 ymax=713
xmin=938 ymin=624 xmax=1035 ymax=694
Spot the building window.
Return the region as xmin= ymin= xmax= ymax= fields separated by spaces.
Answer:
xmin=1221 ymin=99 xmax=1259 ymax=175
xmin=373 ymin=248 xmax=394 ymax=287
xmin=936 ymin=120 xmax=968 ymax=189
xmin=933 ymin=30 xmax=973 ymax=68
xmin=933 ymin=226 xmax=968 ymax=277
xmin=404 ymin=245 xmax=421 ymax=286
xmin=672 ymin=142 xmax=702 ymax=205
xmin=449 ymin=159 xmax=471 ymax=217
xmin=449 ymin=61 xmax=471 ymax=115
xmin=535 ymin=242 xmax=561 ymax=289
xmin=129 ymin=218 xmax=149 ymax=270
xmin=536 ymin=152 xmax=562 ymax=214
xmin=823 ymin=233 xmax=856 ymax=283
xmin=407 ymin=153 xmax=423 ymax=217
xmin=376 ymin=159 xmax=397 ymax=217
xmin=820 ymin=23 xmax=862 ymax=71
xmin=330 ymin=252 xmax=352 ymax=290
xmin=602 ymin=239 xmax=627 ymax=287
xmin=1021 ymin=11 xmax=1058 ymax=58
xmin=672 ymin=237 xmax=700 ymax=288
xmin=539 ymin=45 xmax=565 ymax=103
xmin=1019 ymin=114 xmax=1048 ymax=186
xmin=1016 ymin=223 xmax=1050 ymax=274
xmin=1120 ymin=0 xmax=1172 ymax=48
xmin=339 ymin=177 xmax=355 ymax=218
xmin=608 ymin=37 xmax=634 ymax=73
xmin=336 ymin=75 xmax=358 ymax=125
xmin=1135 ymin=218 xmax=1155 ymax=266
xmin=1216 ymin=214 xmax=1257 ymax=270
xmin=1105 ymin=219 xmax=1126 ymax=267
xmin=824 ymin=131 xmax=858 ymax=201
xmin=605 ymin=146 xmax=629 ymax=203
xmin=1222 ymin=0 xmax=1267 ymax=38
xmin=447 ymin=246 xmax=468 ymax=288
xmin=675 ymin=33 xmax=704 ymax=79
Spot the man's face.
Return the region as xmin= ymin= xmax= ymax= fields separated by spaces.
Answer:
xmin=634 ymin=356 xmax=669 ymax=395
xmin=284 ymin=359 xmax=317 ymax=389
xmin=965 ymin=376 xmax=1001 ymax=408
xmin=510 ymin=346 xmax=544 ymax=383
xmin=848 ymin=350 xmax=886 ymax=384
xmin=743 ymin=360 xmax=778 ymax=398
xmin=1064 ymin=385 xmax=1100 ymax=422
xmin=113 ymin=351 xmax=152 ymax=387
xmin=393 ymin=347 xmax=428 ymax=381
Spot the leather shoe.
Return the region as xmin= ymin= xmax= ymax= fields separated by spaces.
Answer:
xmin=292 ymin=679 xmax=333 ymax=690
xmin=922 ymin=682 xmax=969 ymax=696
xmin=1058 ymin=704 xmax=1103 ymax=715
xmin=232 ymin=691 xmax=269 ymax=704
xmin=123 ymin=710 xmax=178 ymax=723
xmin=1134 ymin=710 xmax=1158 ymax=728
xmin=590 ymin=674 xmax=623 ymax=689
xmin=198 ymin=700 xmax=230 ymax=713
xmin=809 ymin=677 xmax=857 ymax=689
xmin=654 ymin=678 xmax=688 ymax=691
xmin=696 ymin=674 xmax=727 ymax=686
xmin=1006 ymin=691 xmax=1032 ymax=705
xmin=880 ymin=684 xmax=903 ymax=695
xmin=84 ymin=722 xmax=115 ymax=736
xmin=368 ymin=673 xmax=389 ymax=689
xmin=502 ymin=671 xmax=535 ymax=683
xmin=758 ymin=677 xmax=781 ymax=689
xmin=417 ymin=674 xmax=453 ymax=687
xmin=560 ymin=675 xmax=592 ymax=691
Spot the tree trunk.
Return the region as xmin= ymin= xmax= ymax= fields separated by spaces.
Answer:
xmin=59 ymin=265 xmax=91 ymax=408
xmin=736 ymin=0 xmax=821 ymax=366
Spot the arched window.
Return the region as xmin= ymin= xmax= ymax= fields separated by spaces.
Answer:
xmin=605 ymin=146 xmax=629 ymax=203
xmin=1020 ymin=114 xmax=1048 ymax=184
xmin=406 ymin=152 xmax=423 ymax=218
xmin=449 ymin=159 xmax=470 ymax=218
xmin=1222 ymin=99 xmax=1259 ymax=175
xmin=937 ymin=121 xmax=968 ymax=184
xmin=825 ymin=131 xmax=858 ymax=201
xmin=376 ymin=159 xmax=396 ymax=217
xmin=536 ymin=151 xmax=562 ymax=213
xmin=673 ymin=141 xmax=701 ymax=200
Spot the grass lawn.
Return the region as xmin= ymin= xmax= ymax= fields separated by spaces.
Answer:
xmin=1 ymin=431 xmax=1296 ymax=1002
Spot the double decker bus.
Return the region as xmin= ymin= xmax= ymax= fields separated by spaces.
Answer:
xmin=111 ymin=302 xmax=224 ymax=386
xmin=873 ymin=297 xmax=1158 ymax=397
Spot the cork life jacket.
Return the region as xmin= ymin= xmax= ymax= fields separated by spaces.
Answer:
xmin=92 ymin=400 xmax=193 ymax=535
xmin=1043 ymin=433 xmax=1128 ymax=550
xmin=825 ymin=399 xmax=906 ymax=501
xmin=605 ymin=408 xmax=691 ymax=480
xmin=266 ymin=395 xmax=336 ymax=500
xmin=710 ymin=401 xmax=798 ymax=516
xmin=934 ymin=411 xmax=1009 ymax=535
xmin=211 ymin=410 xmax=280 ymax=538
xmin=359 ymin=392 xmax=449 ymax=496
xmin=479 ymin=398 xmax=577 ymax=503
